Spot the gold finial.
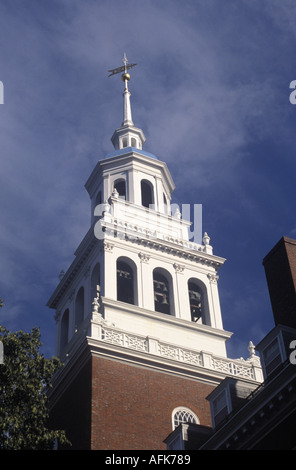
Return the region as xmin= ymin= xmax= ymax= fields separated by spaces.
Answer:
xmin=121 ymin=72 xmax=130 ymax=82
xmin=108 ymin=53 xmax=137 ymax=83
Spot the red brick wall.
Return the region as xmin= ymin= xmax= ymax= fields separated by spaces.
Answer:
xmin=91 ymin=355 xmax=215 ymax=450
xmin=263 ymin=236 xmax=296 ymax=328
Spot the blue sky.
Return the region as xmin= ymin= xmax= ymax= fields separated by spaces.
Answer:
xmin=0 ymin=0 xmax=296 ymax=360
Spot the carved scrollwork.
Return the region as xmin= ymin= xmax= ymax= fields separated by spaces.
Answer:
xmin=207 ymin=273 xmax=219 ymax=283
xmin=173 ymin=263 xmax=185 ymax=273
xmin=138 ymin=252 xmax=150 ymax=263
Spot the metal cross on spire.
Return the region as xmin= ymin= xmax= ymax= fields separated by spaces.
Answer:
xmin=108 ymin=53 xmax=137 ymax=84
xmin=122 ymin=52 xmax=128 ymax=67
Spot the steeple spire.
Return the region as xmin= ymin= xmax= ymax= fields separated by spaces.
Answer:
xmin=121 ymin=54 xmax=134 ymax=127
xmin=108 ymin=54 xmax=146 ymax=150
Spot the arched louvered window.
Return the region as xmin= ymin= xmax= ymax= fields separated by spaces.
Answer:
xmin=117 ymin=259 xmax=135 ymax=305
xmin=153 ymin=269 xmax=172 ymax=315
xmin=172 ymin=407 xmax=199 ymax=430
xmin=188 ymin=281 xmax=203 ymax=323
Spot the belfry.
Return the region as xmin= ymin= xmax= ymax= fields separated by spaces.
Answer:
xmin=47 ymin=56 xmax=262 ymax=450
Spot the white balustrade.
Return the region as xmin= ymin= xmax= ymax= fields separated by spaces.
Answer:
xmin=90 ymin=319 xmax=262 ymax=382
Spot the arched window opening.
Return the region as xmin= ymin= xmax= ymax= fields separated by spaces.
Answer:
xmin=91 ymin=263 xmax=101 ymax=301
xmin=122 ymin=137 xmax=128 ymax=148
xmin=60 ymin=309 xmax=69 ymax=352
xmin=141 ymin=180 xmax=154 ymax=209
xmin=188 ymin=281 xmax=203 ymax=323
xmin=75 ymin=286 xmax=84 ymax=329
xmin=114 ymin=179 xmax=126 ymax=200
xmin=117 ymin=260 xmax=135 ymax=305
xmin=131 ymin=137 xmax=137 ymax=148
xmin=153 ymin=270 xmax=171 ymax=315
xmin=172 ymin=407 xmax=199 ymax=430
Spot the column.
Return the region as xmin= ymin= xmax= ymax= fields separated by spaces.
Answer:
xmin=102 ymin=241 xmax=116 ymax=300
xmin=207 ymin=273 xmax=223 ymax=329
xmin=139 ymin=252 xmax=154 ymax=311
xmin=173 ymin=263 xmax=191 ymax=320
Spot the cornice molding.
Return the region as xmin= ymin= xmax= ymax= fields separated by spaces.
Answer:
xmin=102 ymin=219 xmax=225 ymax=270
xmin=101 ymin=296 xmax=232 ymax=340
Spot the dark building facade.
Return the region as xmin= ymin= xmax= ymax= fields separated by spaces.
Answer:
xmin=263 ymin=236 xmax=296 ymax=329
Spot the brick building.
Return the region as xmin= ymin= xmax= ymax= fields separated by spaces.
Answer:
xmin=47 ymin=58 xmax=262 ymax=450
xmin=165 ymin=236 xmax=296 ymax=450
xmin=263 ymin=236 xmax=296 ymax=329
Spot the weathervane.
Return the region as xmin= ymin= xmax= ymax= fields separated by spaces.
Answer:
xmin=108 ymin=53 xmax=137 ymax=85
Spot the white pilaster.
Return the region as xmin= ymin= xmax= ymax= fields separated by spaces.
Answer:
xmin=139 ymin=252 xmax=154 ymax=311
xmin=173 ymin=264 xmax=191 ymax=322
xmin=102 ymin=241 xmax=116 ymax=300
xmin=207 ymin=274 xmax=223 ymax=330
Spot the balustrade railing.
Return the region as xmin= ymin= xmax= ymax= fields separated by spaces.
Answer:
xmin=90 ymin=320 xmax=262 ymax=382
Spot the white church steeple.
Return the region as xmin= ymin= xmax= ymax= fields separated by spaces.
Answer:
xmin=55 ymin=55 xmax=229 ymax=353
xmin=46 ymin=57 xmax=262 ymax=450
xmin=48 ymin=57 xmax=262 ymax=398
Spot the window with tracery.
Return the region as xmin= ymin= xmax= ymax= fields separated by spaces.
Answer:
xmin=172 ymin=407 xmax=199 ymax=430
